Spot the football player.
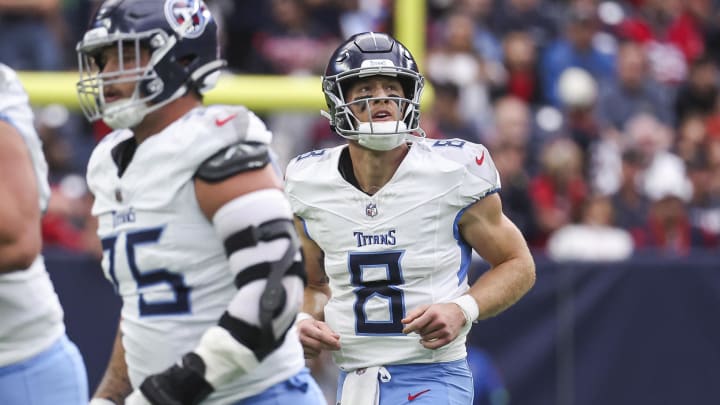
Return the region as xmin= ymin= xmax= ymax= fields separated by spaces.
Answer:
xmin=77 ymin=1 xmax=324 ymax=404
xmin=0 ymin=63 xmax=88 ymax=404
xmin=285 ymin=32 xmax=536 ymax=404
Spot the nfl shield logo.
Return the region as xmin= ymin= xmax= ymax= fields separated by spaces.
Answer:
xmin=365 ymin=203 xmax=378 ymax=217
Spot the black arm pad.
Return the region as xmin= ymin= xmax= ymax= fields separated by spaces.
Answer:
xmin=195 ymin=141 xmax=271 ymax=183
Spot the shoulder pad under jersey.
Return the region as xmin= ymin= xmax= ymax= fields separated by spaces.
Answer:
xmin=195 ymin=141 xmax=270 ymax=183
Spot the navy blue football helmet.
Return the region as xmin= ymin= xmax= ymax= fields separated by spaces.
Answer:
xmin=322 ymin=32 xmax=425 ymax=147
xmin=76 ymin=0 xmax=225 ymax=129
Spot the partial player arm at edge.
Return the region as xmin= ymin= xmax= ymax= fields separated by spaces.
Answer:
xmin=91 ymin=322 xmax=132 ymax=404
xmin=459 ymin=193 xmax=536 ymax=320
xmin=0 ymin=120 xmax=42 ymax=272
xmin=292 ymin=215 xmax=340 ymax=358
xmin=293 ymin=216 xmax=331 ymax=321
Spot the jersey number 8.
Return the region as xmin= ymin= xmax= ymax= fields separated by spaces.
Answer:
xmin=349 ymin=251 xmax=406 ymax=335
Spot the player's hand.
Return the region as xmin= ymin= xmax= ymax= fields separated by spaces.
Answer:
xmin=296 ymin=318 xmax=341 ymax=359
xmin=401 ymin=303 xmax=467 ymax=349
xmin=136 ymin=352 xmax=214 ymax=405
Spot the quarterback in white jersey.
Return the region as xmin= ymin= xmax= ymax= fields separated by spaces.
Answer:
xmin=286 ymin=32 xmax=536 ymax=404
xmin=0 ymin=63 xmax=88 ymax=404
xmin=287 ymin=138 xmax=500 ymax=370
xmin=77 ymin=1 xmax=323 ymax=404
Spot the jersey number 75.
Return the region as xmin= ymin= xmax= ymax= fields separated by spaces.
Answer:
xmin=101 ymin=227 xmax=191 ymax=317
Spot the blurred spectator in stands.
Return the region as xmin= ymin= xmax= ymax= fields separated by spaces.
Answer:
xmin=632 ymin=153 xmax=717 ymax=254
xmin=700 ymin=115 xmax=720 ymax=211
xmin=236 ymin=0 xmax=341 ymax=167
xmin=455 ymin=0 xmax=502 ymax=64
xmin=686 ymin=148 xmax=720 ymax=239
xmin=699 ymin=1 xmax=720 ymax=65
xmin=547 ymin=194 xmax=634 ymax=261
xmin=609 ymin=148 xmax=650 ymax=230
xmin=556 ymin=67 xmax=601 ymax=165
xmin=707 ymin=115 xmax=720 ymax=173
xmin=429 ymin=0 xmax=503 ymax=86
xmin=42 ymin=174 xmax=99 ymax=257
xmin=675 ymin=113 xmax=708 ymax=164
xmin=664 ymin=0 xmax=713 ymax=64
xmin=334 ymin=0 xmax=391 ymax=38
xmin=35 ymin=104 xmax=99 ymax=256
xmin=62 ymin=0 xmax=100 ymax=67
xmin=490 ymin=30 xmax=543 ymax=106
xmin=218 ymin=1 xmax=272 ymax=72
xmin=616 ymin=0 xmax=688 ymax=84
xmin=492 ymin=139 xmax=538 ymax=243
xmin=0 ymin=0 xmax=64 ymax=70
xmin=625 ymin=113 xmax=675 ymax=172
xmin=488 ymin=0 xmax=557 ymax=51
xmin=488 ymin=95 xmax=540 ymax=173
xmin=425 ymin=80 xmax=480 ymax=142
xmin=241 ymin=0 xmax=339 ymax=75
xmin=540 ymin=4 xmax=615 ymax=106
xmin=674 ymin=54 xmax=719 ymax=124
xmin=426 ymin=10 xmax=493 ymax=135
xmin=594 ymin=112 xmax=674 ymax=196
xmin=596 ymin=39 xmax=674 ymax=132
xmin=529 ymin=137 xmax=588 ymax=248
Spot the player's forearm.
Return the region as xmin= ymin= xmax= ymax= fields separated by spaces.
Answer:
xmin=0 ymin=221 xmax=41 ymax=272
xmin=302 ymin=284 xmax=331 ymax=320
xmin=467 ymin=255 xmax=535 ymax=320
xmin=93 ymin=328 xmax=132 ymax=404
xmin=0 ymin=132 xmax=42 ymax=272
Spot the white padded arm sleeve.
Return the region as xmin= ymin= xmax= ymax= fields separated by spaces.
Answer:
xmin=194 ymin=188 xmax=304 ymax=388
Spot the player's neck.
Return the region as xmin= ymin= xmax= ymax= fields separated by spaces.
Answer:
xmin=348 ymin=142 xmax=409 ymax=195
xmin=132 ymin=97 xmax=203 ymax=144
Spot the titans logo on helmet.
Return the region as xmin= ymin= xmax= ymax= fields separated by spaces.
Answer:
xmin=164 ymin=0 xmax=211 ymax=39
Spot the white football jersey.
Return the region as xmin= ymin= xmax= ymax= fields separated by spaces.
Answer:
xmin=0 ymin=63 xmax=64 ymax=366
xmin=86 ymin=105 xmax=304 ymax=403
xmin=285 ymin=138 xmax=500 ymax=371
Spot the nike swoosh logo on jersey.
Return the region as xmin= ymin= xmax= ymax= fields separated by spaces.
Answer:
xmin=215 ymin=113 xmax=238 ymax=127
xmin=408 ymin=389 xmax=431 ymax=401
xmin=475 ymin=151 xmax=485 ymax=165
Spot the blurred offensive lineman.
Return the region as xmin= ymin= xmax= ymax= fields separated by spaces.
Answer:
xmin=0 ymin=63 xmax=88 ymax=404
xmin=77 ymin=0 xmax=324 ymax=404
xmin=285 ymin=32 xmax=536 ymax=404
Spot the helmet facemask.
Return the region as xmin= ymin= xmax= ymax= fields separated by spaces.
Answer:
xmin=75 ymin=0 xmax=225 ymax=130
xmin=323 ymin=65 xmax=425 ymax=151
xmin=77 ymin=28 xmax=184 ymax=129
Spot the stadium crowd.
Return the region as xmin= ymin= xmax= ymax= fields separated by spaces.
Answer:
xmin=1 ymin=0 xmax=719 ymax=403
xmin=3 ymin=0 xmax=718 ymax=260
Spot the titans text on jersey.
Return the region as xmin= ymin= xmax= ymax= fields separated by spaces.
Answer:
xmin=354 ymin=229 xmax=397 ymax=247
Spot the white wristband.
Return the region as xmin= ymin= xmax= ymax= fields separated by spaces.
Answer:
xmin=451 ymin=294 xmax=480 ymax=324
xmin=294 ymin=312 xmax=314 ymax=325
xmin=89 ymin=399 xmax=117 ymax=405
